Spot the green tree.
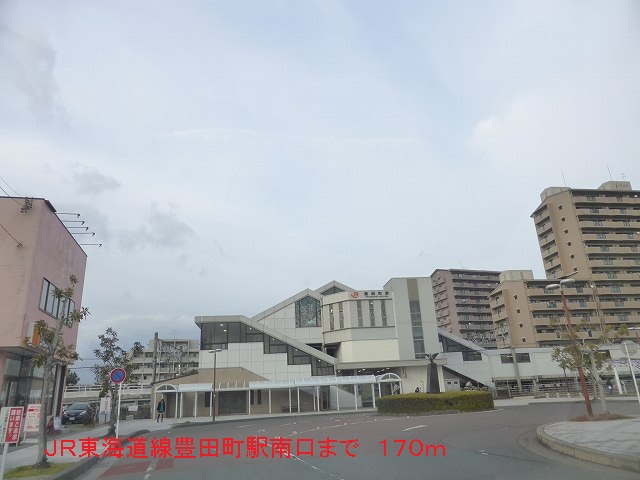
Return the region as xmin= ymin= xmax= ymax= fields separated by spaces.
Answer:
xmin=66 ymin=370 xmax=80 ymax=386
xmin=28 ymin=274 xmax=89 ymax=469
xmin=92 ymin=328 xmax=143 ymax=437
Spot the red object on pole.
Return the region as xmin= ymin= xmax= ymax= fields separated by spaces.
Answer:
xmin=559 ymin=289 xmax=594 ymax=418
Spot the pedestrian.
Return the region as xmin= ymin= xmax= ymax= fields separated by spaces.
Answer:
xmin=606 ymin=380 xmax=613 ymax=395
xmin=415 ymin=387 xmax=420 ymax=393
xmin=156 ymin=398 xmax=166 ymax=423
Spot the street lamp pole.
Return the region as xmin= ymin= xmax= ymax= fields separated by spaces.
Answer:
xmin=209 ymin=349 xmax=222 ymax=421
xmin=548 ymin=279 xmax=594 ymax=418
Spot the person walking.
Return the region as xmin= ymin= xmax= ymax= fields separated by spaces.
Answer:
xmin=156 ymin=398 xmax=166 ymax=423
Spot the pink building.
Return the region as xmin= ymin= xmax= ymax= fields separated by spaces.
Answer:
xmin=0 ymin=197 xmax=87 ymax=416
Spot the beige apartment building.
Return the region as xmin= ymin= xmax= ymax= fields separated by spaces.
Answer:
xmin=129 ymin=338 xmax=200 ymax=384
xmin=491 ymin=181 xmax=640 ymax=348
xmin=431 ymin=269 xmax=500 ymax=348
xmin=0 ymin=197 xmax=87 ymax=415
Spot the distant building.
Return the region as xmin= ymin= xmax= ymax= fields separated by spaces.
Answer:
xmin=491 ymin=181 xmax=640 ymax=348
xmin=430 ymin=269 xmax=500 ymax=348
xmin=129 ymin=338 xmax=200 ymax=384
xmin=0 ymin=197 xmax=87 ymax=417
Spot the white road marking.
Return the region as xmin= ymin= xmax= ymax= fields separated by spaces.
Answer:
xmin=402 ymin=425 xmax=427 ymax=432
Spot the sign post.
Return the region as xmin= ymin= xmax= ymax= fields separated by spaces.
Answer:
xmin=0 ymin=406 xmax=24 ymax=480
xmin=110 ymin=368 xmax=126 ymax=438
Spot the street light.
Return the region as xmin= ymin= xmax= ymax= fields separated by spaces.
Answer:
xmin=547 ymin=278 xmax=594 ymax=417
xmin=209 ymin=349 xmax=222 ymax=421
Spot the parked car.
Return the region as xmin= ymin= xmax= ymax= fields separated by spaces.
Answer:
xmin=62 ymin=402 xmax=96 ymax=425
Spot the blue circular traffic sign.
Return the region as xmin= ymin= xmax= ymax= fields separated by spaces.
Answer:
xmin=110 ymin=368 xmax=126 ymax=384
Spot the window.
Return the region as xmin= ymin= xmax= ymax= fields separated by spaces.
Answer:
xmin=611 ymin=286 xmax=621 ymax=293
xmin=357 ymin=301 xmax=363 ymax=327
xmin=369 ymin=300 xmax=375 ymax=326
xmin=380 ymin=300 xmax=387 ymax=326
xmin=329 ymin=305 xmax=334 ymax=330
xmin=338 ymin=303 xmax=344 ymax=329
xmin=39 ymin=278 xmax=75 ymax=321
xmin=607 ymin=272 xmax=618 ymax=279
xmin=587 ymin=195 xmax=595 ymax=201
xmin=515 ymin=353 xmax=531 ymax=363
xmin=462 ymin=351 xmax=481 ymax=362
xmin=590 ymin=208 xmax=600 ymax=213
xmin=594 ymin=220 xmax=603 ymax=226
xmin=604 ymin=259 xmax=614 ymax=265
xmin=500 ymin=354 xmax=513 ymax=364
xmin=596 ymin=233 xmax=606 ymax=239
xmin=600 ymin=246 xmax=610 ymax=252
xmin=295 ymin=296 xmax=321 ymax=327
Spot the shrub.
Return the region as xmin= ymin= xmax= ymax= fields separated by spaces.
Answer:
xmin=376 ymin=391 xmax=494 ymax=415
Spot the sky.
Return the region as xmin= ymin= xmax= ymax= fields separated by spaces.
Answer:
xmin=1 ymin=1 xmax=639 ymax=383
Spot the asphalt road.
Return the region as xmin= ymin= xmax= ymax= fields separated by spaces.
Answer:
xmin=78 ymin=402 xmax=640 ymax=480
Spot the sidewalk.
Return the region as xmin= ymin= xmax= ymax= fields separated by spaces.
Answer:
xmin=537 ymin=415 xmax=640 ymax=473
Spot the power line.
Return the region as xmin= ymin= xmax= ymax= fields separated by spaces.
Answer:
xmin=0 ymin=222 xmax=22 ymax=247
xmin=0 ymin=174 xmax=20 ymax=196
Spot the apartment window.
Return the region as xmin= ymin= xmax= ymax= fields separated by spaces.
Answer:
xmin=611 ymin=286 xmax=621 ymax=293
xmin=587 ymin=195 xmax=596 ymax=201
xmin=564 ymin=229 xmax=569 ymax=234
xmin=590 ymin=208 xmax=600 ymax=213
xmin=357 ymin=301 xmax=363 ymax=327
xmin=594 ymin=220 xmax=603 ymax=226
xmin=380 ymin=300 xmax=387 ymax=326
xmin=604 ymin=259 xmax=614 ymax=265
xmin=576 ymin=287 xmax=583 ymax=293
xmin=579 ymin=300 xmax=587 ymax=307
xmin=600 ymin=246 xmax=610 ymax=252
xmin=607 ymin=272 xmax=618 ymax=279
xmin=618 ymin=314 xmax=629 ymax=321
xmin=597 ymin=233 xmax=607 ymax=239
xmin=516 ymin=309 xmax=521 ymax=313
xmin=338 ymin=303 xmax=344 ymax=329
xmin=628 ymin=233 xmax=635 ymax=239
xmin=632 ymin=245 xmax=638 ymax=252
xmin=623 ymin=221 xmax=630 ymax=226
xmin=616 ymin=196 xmax=623 ymax=202
xmin=369 ymin=300 xmax=375 ymax=326
xmin=614 ymin=300 xmax=625 ymax=307
xmin=515 ymin=353 xmax=531 ymax=363
xmin=619 ymin=208 xmax=627 ymax=214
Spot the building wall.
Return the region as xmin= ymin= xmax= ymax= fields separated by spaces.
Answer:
xmin=0 ymin=197 xmax=87 ymax=413
xmin=385 ymin=277 xmax=440 ymax=359
xmin=431 ymin=269 xmax=500 ymax=348
xmin=493 ymin=181 xmax=640 ymax=348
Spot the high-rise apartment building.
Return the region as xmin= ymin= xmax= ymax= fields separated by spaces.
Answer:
xmin=431 ymin=269 xmax=500 ymax=348
xmin=491 ymin=181 xmax=640 ymax=348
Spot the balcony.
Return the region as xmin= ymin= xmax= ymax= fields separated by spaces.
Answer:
xmin=541 ymin=244 xmax=558 ymax=259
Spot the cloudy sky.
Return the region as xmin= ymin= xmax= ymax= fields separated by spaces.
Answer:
xmin=2 ymin=1 xmax=639 ymax=382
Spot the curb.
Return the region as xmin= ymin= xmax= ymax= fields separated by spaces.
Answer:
xmin=536 ymin=424 xmax=640 ymax=473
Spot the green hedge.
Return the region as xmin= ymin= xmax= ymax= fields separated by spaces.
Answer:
xmin=376 ymin=391 xmax=494 ymax=415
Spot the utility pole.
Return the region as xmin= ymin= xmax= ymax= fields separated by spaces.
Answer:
xmin=152 ymin=332 xmax=158 ymax=384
